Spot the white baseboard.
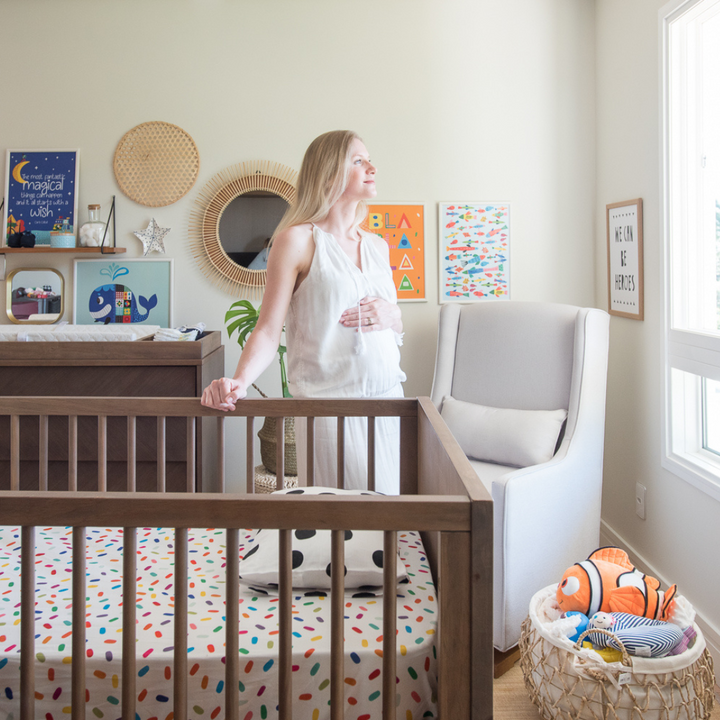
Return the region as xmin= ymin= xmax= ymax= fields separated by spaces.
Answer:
xmin=600 ymin=520 xmax=720 ymax=675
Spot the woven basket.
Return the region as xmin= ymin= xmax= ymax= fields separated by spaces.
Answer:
xmin=519 ymin=585 xmax=715 ymax=720
xmin=253 ymin=385 xmax=296 ymax=476
xmin=254 ymin=464 xmax=298 ymax=494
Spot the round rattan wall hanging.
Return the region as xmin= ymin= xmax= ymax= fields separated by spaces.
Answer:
xmin=189 ymin=160 xmax=297 ymax=298
xmin=113 ymin=121 xmax=200 ymax=207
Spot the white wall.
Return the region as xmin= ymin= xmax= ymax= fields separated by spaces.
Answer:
xmin=596 ymin=0 xmax=720 ymax=656
xmin=0 ymin=0 xmax=596 ymax=484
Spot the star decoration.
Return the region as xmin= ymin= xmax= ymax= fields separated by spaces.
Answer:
xmin=134 ymin=218 xmax=169 ymax=256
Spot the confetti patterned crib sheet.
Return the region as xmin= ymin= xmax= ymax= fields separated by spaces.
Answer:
xmin=0 ymin=526 xmax=438 ymax=720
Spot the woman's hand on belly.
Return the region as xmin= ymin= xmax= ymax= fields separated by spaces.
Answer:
xmin=340 ymin=295 xmax=403 ymax=334
xmin=201 ymin=377 xmax=247 ymax=411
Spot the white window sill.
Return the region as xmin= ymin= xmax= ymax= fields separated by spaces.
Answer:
xmin=662 ymin=450 xmax=720 ymax=503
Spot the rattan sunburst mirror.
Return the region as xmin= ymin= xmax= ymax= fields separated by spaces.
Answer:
xmin=189 ymin=160 xmax=297 ymax=298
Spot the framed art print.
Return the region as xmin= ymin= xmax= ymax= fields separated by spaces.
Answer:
xmin=439 ymin=202 xmax=510 ymax=302
xmin=362 ymin=203 xmax=426 ymax=301
xmin=73 ymin=259 xmax=173 ymax=326
xmin=606 ymin=198 xmax=643 ymax=320
xmin=3 ymin=149 xmax=79 ymax=245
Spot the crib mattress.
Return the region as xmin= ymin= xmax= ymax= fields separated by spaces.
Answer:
xmin=0 ymin=526 xmax=437 ymax=720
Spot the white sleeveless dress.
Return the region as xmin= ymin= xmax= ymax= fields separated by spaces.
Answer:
xmin=286 ymin=225 xmax=406 ymax=494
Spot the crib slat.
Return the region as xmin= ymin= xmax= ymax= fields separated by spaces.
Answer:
xmin=382 ymin=530 xmax=398 ymax=720
xmin=39 ymin=415 xmax=49 ymax=491
xmin=98 ymin=416 xmax=107 ymax=492
xmin=186 ymin=416 xmax=196 ymax=492
xmin=330 ymin=530 xmax=345 ymax=719
xmin=367 ymin=416 xmax=376 ymax=492
xmin=278 ymin=528 xmax=292 ymax=719
xmin=174 ymin=528 xmax=188 ymax=717
xmin=68 ymin=415 xmax=78 ymax=491
xmin=122 ymin=528 xmax=137 ymax=720
xmin=157 ymin=416 xmax=166 ymax=492
xmin=226 ymin=528 xmax=239 ymax=720
xmin=127 ymin=416 xmax=136 ymax=492
xmin=20 ymin=526 xmax=35 ymax=720
xmin=399 ymin=413 xmax=418 ymax=495
xmin=336 ymin=417 xmax=345 ymax=489
xmin=246 ymin=416 xmax=255 ymax=493
xmin=72 ymin=527 xmax=86 ymax=720
xmin=10 ymin=415 xmax=19 ymax=490
xmin=275 ymin=416 xmax=285 ymax=490
xmin=217 ymin=416 xmax=225 ymax=493
xmin=306 ymin=416 xmax=315 ymax=487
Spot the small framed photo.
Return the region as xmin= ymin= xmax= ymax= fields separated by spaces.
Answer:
xmin=73 ymin=258 xmax=173 ymax=327
xmin=438 ymin=202 xmax=510 ymax=302
xmin=606 ymin=199 xmax=643 ymax=320
xmin=362 ymin=203 xmax=426 ymax=301
xmin=3 ymin=149 xmax=79 ymax=245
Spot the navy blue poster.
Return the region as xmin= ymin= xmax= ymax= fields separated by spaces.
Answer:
xmin=3 ymin=150 xmax=79 ymax=245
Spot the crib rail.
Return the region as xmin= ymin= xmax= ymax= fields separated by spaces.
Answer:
xmin=0 ymin=396 xmax=492 ymax=720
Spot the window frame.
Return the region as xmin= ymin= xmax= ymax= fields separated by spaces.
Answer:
xmin=661 ymin=0 xmax=720 ymax=504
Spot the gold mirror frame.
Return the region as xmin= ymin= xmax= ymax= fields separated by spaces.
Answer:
xmin=189 ymin=160 xmax=297 ymax=298
xmin=6 ymin=267 xmax=65 ymax=324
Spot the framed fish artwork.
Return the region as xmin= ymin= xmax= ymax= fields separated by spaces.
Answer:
xmin=73 ymin=258 xmax=173 ymax=326
xmin=438 ymin=202 xmax=510 ymax=303
xmin=3 ymin=149 xmax=79 ymax=245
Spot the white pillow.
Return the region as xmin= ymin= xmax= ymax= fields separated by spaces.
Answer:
xmin=238 ymin=487 xmax=408 ymax=589
xmin=441 ymin=395 xmax=567 ymax=468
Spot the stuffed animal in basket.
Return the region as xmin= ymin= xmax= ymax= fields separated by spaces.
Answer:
xmin=556 ymin=546 xmax=677 ymax=621
xmin=586 ymin=611 xmax=684 ymax=658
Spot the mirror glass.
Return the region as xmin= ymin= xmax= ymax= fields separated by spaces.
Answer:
xmin=6 ymin=268 xmax=64 ymax=324
xmin=218 ymin=192 xmax=289 ymax=269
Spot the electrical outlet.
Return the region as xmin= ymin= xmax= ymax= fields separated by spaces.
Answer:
xmin=635 ymin=482 xmax=646 ymax=520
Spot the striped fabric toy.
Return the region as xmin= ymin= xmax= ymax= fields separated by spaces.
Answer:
xmin=587 ymin=611 xmax=684 ymax=658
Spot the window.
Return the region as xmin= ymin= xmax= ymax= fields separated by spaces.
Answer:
xmin=662 ymin=0 xmax=720 ymax=501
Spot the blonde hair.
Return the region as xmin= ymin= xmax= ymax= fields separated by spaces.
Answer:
xmin=273 ymin=130 xmax=368 ymax=240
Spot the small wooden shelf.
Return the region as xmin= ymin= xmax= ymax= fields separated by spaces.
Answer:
xmin=0 ymin=247 xmax=126 ymax=254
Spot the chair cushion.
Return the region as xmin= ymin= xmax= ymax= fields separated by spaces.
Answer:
xmin=441 ymin=395 xmax=567 ymax=468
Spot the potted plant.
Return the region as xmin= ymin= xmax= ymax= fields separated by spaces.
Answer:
xmin=225 ymin=300 xmax=296 ymax=475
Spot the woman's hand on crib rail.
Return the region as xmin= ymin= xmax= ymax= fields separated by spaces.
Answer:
xmin=201 ymin=377 xmax=247 ymax=411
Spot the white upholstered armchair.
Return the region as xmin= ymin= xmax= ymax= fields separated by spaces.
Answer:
xmin=431 ymin=302 xmax=610 ymax=652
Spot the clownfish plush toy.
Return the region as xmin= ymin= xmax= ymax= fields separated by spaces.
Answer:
xmin=556 ymin=546 xmax=677 ymax=621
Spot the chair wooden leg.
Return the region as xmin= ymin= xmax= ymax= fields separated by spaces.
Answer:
xmin=494 ymin=645 xmax=521 ymax=679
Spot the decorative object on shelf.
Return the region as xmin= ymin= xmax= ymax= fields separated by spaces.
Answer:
xmin=7 ymin=231 xmax=36 ymax=248
xmin=189 ymin=160 xmax=297 ymax=298
xmin=606 ymin=198 xmax=643 ymax=320
xmin=79 ymin=204 xmax=106 ymax=247
xmin=133 ymin=217 xmax=169 ymax=256
xmin=226 ymin=298 xmax=295 ymax=474
xmin=50 ymin=231 xmax=75 ymax=248
xmin=3 ymin=149 xmax=79 ymax=247
xmin=113 ymin=121 xmax=200 ymax=207
xmin=438 ymin=202 xmax=510 ymax=303
xmin=6 ymin=267 xmax=64 ymax=324
xmin=361 ymin=203 xmax=426 ymax=301
xmin=73 ymin=258 xmax=173 ymax=326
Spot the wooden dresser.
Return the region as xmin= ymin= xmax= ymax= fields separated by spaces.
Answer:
xmin=0 ymin=332 xmax=224 ymax=491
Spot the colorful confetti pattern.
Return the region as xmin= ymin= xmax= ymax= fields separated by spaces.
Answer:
xmin=439 ymin=202 xmax=510 ymax=301
xmin=0 ymin=527 xmax=437 ymax=719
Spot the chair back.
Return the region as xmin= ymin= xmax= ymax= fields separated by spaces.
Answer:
xmin=431 ymin=302 xmax=579 ymax=412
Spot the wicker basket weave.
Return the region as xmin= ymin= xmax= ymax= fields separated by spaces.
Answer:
xmin=253 ymin=385 xmax=297 ymax=476
xmin=519 ymin=585 xmax=716 ymax=720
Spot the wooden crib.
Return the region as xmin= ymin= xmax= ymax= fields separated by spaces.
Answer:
xmin=0 ymin=395 xmax=492 ymax=720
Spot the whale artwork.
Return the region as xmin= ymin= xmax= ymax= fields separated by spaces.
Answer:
xmin=87 ymin=264 xmax=158 ymax=324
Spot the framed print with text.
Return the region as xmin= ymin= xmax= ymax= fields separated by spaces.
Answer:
xmin=606 ymin=198 xmax=643 ymax=320
xmin=362 ymin=203 xmax=426 ymax=301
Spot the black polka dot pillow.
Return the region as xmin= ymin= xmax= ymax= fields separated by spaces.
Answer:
xmin=237 ymin=487 xmax=408 ymax=589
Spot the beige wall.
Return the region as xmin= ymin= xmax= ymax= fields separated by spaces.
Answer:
xmin=596 ymin=0 xmax=720 ymax=654
xmin=1 ymin=0 xmax=597 ymax=485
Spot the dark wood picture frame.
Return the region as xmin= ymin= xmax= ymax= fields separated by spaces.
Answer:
xmin=606 ymin=198 xmax=644 ymax=320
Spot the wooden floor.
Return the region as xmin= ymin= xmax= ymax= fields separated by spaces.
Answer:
xmin=494 ymin=661 xmax=720 ymax=719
